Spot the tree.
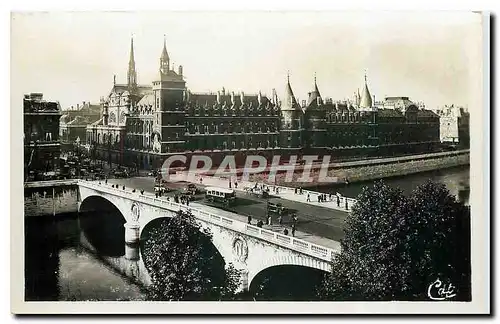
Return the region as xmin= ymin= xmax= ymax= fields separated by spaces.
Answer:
xmin=318 ymin=180 xmax=471 ymax=301
xmin=142 ymin=210 xmax=241 ymax=301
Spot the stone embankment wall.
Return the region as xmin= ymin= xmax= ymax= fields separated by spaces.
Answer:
xmin=24 ymin=180 xmax=79 ymax=217
xmin=250 ymin=151 xmax=470 ymax=188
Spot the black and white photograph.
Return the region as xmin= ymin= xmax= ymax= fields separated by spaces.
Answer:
xmin=9 ymin=9 xmax=490 ymax=314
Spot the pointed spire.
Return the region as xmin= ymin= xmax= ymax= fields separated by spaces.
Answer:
xmin=283 ymin=72 xmax=300 ymax=111
xmin=129 ymin=35 xmax=135 ymax=64
xmin=161 ymin=34 xmax=169 ymax=61
xmin=313 ymin=72 xmax=321 ymax=98
xmin=360 ymin=71 xmax=373 ymax=108
xmin=127 ymin=35 xmax=137 ymax=88
xmin=160 ymin=34 xmax=170 ymax=74
xmin=306 ymin=72 xmax=322 ymax=107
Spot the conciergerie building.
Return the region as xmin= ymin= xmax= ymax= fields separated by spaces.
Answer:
xmin=86 ymin=37 xmax=440 ymax=170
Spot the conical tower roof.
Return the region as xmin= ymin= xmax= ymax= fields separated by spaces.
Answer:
xmin=161 ymin=36 xmax=169 ymax=61
xmin=282 ymin=73 xmax=301 ymax=111
xmin=306 ymin=73 xmax=322 ymax=107
xmin=359 ymin=73 xmax=373 ymax=108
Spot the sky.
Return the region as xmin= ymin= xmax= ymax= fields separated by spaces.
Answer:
xmin=11 ymin=11 xmax=483 ymax=111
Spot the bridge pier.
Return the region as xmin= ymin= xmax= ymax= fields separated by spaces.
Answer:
xmin=239 ymin=270 xmax=249 ymax=292
xmin=124 ymin=222 xmax=140 ymax=245
xmin=125 ymin=243 xmax=140 ymax=261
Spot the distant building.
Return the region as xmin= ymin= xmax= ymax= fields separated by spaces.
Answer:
xmin=24 ymin=93 xmax=62 ymax=180
xmin=60 ymin=101 xmax=101 ymax=149
xmin=437 ymin=105 xmax=470 ymax=147
xmin=86 ymin=37 xmax=442 ymax=169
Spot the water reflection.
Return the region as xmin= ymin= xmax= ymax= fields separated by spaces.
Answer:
xmin=25 ymin=214 xmax=146 ymax=301
xmin=317 ymin=166 xmax=470 ymax=205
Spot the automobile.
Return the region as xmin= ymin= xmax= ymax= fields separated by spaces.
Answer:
xmin=94 ymin=172 xmax=105 ymax=180
xmin=183 ymin=183 xmax=199 ymax=195
xmin=244 ymin=186 xmax=270 ymax=198
xmin=267 ymin=201 xmax=288 ymax=215
xmin=114 ymin=170 xmax=129 ymax=178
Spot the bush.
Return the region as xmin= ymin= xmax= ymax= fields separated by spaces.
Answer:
xmin=142 ymin=210 xmax=241 ymax=301
xmin=318 ymin=180 xmax=471 ymax=301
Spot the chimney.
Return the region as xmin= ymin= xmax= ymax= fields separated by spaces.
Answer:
xmin=77 ymin=104 xmax=80 ymax=109
xmin=302 ymin=100 xmax=306 ymax=107
xmin=82 ymin=101 xmax=86 ymax=107
xmin=178 ymin=65 xmax=183 ymax=76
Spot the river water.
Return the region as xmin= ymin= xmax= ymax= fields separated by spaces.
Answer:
xmin=24 ymin=166 xmax=470 ymax=301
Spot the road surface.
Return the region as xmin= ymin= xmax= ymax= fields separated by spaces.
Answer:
xmin=105 ymin=176 xmax=349 ymax=243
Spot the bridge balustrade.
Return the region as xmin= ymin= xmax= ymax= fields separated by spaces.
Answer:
xmin=78 ymin=180 xmax=338 ymax=262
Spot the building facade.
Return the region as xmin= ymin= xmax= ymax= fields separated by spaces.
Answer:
xmin=60 ymin=101 xmax=101 ymax=150
xmin=87 ymin=37 xmax=441 ymax=170
xmin=437 ymin=105 xmax=470 ymax=147
xmin=24 ymin=93 xmax=62 ymax=180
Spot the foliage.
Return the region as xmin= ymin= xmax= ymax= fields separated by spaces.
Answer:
xmin=142 ymin=210 xmax=241 ymax=301
xmin=318 ymin=180 xmax=471 ymax=301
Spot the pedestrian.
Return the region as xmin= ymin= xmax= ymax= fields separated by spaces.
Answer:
xmin=132 ymin=189 xmax=136 ymax=193
xmin=294 ymin=187 xmax=298 ymax=194
xmin=155 ymin=192 xmax=158 ymax=198
xmin=105 ymin=178 xmax=108 ymax=184
xmin=140 ymin=190 xmax=144 ymax=195
xmin=337 ymin=195 xmax=340 ymax=207
xmin=257 ymin=220 xmax=263 ymax=228
xmin=291 ymin=224 xmax=296 ymax=237
xmin=307 ymin=193 xmax=310 ymax=202
xmin=235 ymin=182 xmax=238 ymax=189
xmin=345 ymin=199 xmax=349 ymax=210
xmin=247 ymin=215 xmax=252 ymax=224
xmin=276 ymin=187 xmax=279 ymax=194
xmin=283 ymin=228 xmax=289 ymax=236
xmin=199 ymin=177 xmax=203 ymax=184
xmin=300 ymin=187 xmax=303 ymax=194
xmin=229 ymin=181 xmax=232 ymax=189
xmin=267 ymin=215 xmax=272 ymax=226
xmin=278 ymin=215 xmax=283 ymax=225
xmin=318 ymin=195 xmax=321 ymax=203
xmin=329 ymin=193 xmax=332 ymax=201
xmin=186 ymin=199 xmax=189 ymax=206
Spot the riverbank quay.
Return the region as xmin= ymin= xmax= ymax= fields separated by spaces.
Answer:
xmin=250 ymin=149 xmax=470 ymax=188
xmin=24 ymin=180 xmax=79 ymax=217
xmin=177 ymin=149 xmax=469 ymax=188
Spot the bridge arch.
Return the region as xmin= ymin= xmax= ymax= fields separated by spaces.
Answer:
xmin=78 ymin=195 xmax=128 ymax=256
xmin=248 ymin=253 xmax=331 ymax=287
xmin=248 ymin=254 xmax=331 ymax=300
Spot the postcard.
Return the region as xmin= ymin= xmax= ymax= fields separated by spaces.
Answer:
xmin=10 ymin=11 xmax=490 ymax=314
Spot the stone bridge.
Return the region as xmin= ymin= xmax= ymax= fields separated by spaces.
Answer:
xmin=77 ymin=180 xmax=338 ymax=291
